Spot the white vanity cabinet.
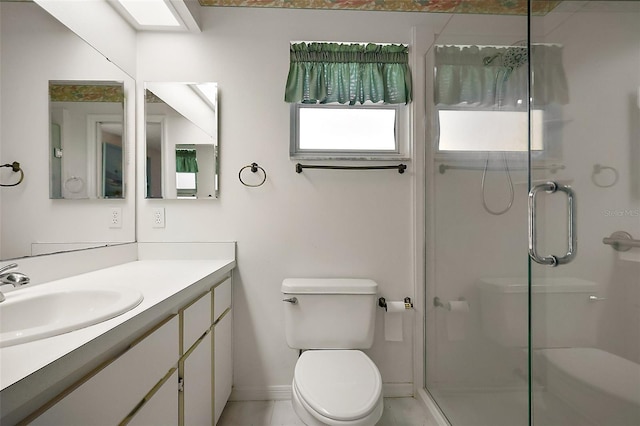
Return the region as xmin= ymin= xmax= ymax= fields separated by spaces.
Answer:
xmin=181 ymin=276 xmax=233 ymax=426
xmin=30 ymin=315 xmax=180 ymax=426
xmin=25 ymin=273 xmax=233 ymax=426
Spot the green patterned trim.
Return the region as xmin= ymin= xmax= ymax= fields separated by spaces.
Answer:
xmin=145 ymin=90 xmax=165 ymax=104
xmin=49 ymin=84 xmax=124 ymax=103
xmin=197 ymin=0 xmax=561 ymax=16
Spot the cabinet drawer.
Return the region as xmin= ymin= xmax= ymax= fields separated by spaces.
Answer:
xmin=213 ymin=277 xmax=231 ymax=322
xmin=182 ymin=291 xmax=212 ymax=353
xmin=32 ymin=316 xmax=179 ymax=426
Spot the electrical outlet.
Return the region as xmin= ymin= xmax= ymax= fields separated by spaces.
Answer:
xmin=109 ymin=207 xmax=122 ymax=229
xmin=153 ymin=208 xmax=165 ymax=228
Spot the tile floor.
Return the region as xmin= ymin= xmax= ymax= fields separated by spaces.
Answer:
xmin=218 ymin=397 xmax=438 ymax=426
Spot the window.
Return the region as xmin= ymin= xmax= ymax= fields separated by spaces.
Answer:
xmin=290 ymin=103 xmax=408 ymax=159
xmin=437 ymin=109 xmax=544 ymax=153
xmin=433 ymin=44 xmax=568 ymax=163
xmin=285 ymin=42 xmax=412 ymax=160
xmin=176 ymin=172 xmax=197 ymax=198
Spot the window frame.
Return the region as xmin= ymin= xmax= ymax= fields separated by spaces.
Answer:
xmin=290 ymin=102 xmax=409 ymax=160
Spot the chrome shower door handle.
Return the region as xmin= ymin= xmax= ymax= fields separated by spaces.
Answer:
xmin=528 ymin=182 xmax=577 ymax=267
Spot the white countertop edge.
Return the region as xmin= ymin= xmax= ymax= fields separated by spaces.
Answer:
xmin=0 ymin=258 xmax=235 ymax=424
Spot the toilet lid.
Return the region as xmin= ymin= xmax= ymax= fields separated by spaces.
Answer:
xmin=294 ymin=350 xmax=382 ymax=422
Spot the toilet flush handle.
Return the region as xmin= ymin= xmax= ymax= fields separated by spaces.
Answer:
xmin=588 ymin=295 xmax=607 ymax=302
xmin=283 ymin=297 xmax=298 ymax=304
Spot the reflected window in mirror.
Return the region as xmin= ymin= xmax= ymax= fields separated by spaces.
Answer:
xmin=176 ymin=145 xmax=198 ymax=199
xmin=144 ymin=82 xmax=219 ymax=199
xmin=49 ymin=81 xmax=125 ymax=199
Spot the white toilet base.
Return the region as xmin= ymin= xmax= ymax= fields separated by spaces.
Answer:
xmin=291 ymin=380 xmax=383 ymax=426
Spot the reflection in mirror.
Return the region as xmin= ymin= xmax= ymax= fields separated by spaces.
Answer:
xmin=145 ymin=82 xmax=218 ymax=199
xmin=1 ymin=2 xmax=135 ymax=260
xmin=49 ymin=81 xmax=125 ymax=199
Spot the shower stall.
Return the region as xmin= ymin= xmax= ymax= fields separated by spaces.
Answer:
xmin=424 ymin=1 xmax=640 ymax=425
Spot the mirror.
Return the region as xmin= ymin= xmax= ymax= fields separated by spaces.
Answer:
xmin=145 ymin=82 xmax=219 ymax=199
xmin=0 ymin=2 xmax=135 ymax=260
xmin=49 ymin=81 xmax=126 ymax=199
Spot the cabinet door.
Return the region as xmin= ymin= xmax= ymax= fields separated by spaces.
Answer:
xmin=182 ymin=291 xmax=212 ymax=354
xmin=214 ymin=312 xmax=232 ymax=425
xmin=32 ymin=316 xmax=179 ymax=426
xmin=183 ymin=331 xmax=213 ymax=426
xmin=128 ymin=370 xmax=179 ymax=426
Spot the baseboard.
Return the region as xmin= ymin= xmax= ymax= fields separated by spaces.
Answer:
xmin=383 ymin=382 xmax=414 ymax=398
xmin=230 ymin=382 xmax=415 ymax=402
xmin=416 ymin=388 xmax=450 ymax=426
xmin=230 ymin=385 xmax=292 ymax=401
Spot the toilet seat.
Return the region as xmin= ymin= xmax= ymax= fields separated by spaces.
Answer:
xmin=293 ymin=350 xmax=382 ymax=424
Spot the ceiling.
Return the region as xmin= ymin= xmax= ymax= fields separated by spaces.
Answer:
xmin=197 ymin=0 xmax=562 ymax=15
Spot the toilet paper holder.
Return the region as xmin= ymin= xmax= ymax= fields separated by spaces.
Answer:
xmin=433 ymin=296 xmax=467 ymax=310
xmin=378 ymin=297 xmax=413 ymax=311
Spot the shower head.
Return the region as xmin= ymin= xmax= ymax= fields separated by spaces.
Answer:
xmin=502 ymin=46 xmax=528 ymax=71
xmin=483 ymin=40 xmax=528 ymax=72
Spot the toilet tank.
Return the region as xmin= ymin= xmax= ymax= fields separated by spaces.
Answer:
xmin=282 ymin=278 xmax=378 ymax=350
xmin=477 ymin=277 xmax=599 ymax=348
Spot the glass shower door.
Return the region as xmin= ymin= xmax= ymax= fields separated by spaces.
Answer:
xmin=529 ymin=2 xmax=640 ymax=425
xmin=426 ymin=8 xmax=532 ymax=426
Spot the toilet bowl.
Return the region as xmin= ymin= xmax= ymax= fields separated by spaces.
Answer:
xmin=536 ymin=347 xmax=640 ymax=426
xmin=291 ymin=350 xmax=383 ymax=426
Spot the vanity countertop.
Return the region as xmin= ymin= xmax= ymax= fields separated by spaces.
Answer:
xmin=0 ymin=258 xmax=235 ymax=424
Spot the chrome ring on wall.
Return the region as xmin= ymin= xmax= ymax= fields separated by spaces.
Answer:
xmin=0 ymin=161 xmax=24 ymax=187
xmin=591 ymin=164 xmax=618 ymax=188
xmin=64 ymin=176 xmax=84 ymax=193
xmin=239 ymin=162 xmax=267 ymax=187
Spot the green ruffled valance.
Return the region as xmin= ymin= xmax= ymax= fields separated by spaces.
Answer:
xmin=434 ymin=44 xmax=569 ymax=108
xmin=176 ymin=149 xmax=198 ymax=173
xmin=284 ymin=42 xmax=412 ymax=105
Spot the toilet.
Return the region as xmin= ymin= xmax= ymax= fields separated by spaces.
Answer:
xmin=478 ymin=277 xmax=640 ymax=426
xmin=282 ymin=278 xmax=383 ymax=426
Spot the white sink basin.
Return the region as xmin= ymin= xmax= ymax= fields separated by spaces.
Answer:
xmin=0 ymin=286 xmax=143 ymax=347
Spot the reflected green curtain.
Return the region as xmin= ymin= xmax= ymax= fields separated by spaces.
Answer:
xmin=285 ymin=42 xmax=412 ymax=105
xmin=434 ymin=44 xmax=569 ymax=108
xmin=176 ymin=149 xmax=198 ymax=173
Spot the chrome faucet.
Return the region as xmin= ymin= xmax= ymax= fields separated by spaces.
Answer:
xmin=0 ymin=263 xmax=30 ymax=302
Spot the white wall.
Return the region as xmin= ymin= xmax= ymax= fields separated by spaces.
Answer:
xmin=136 ymin=7 xmax=451 ymax=397
xmin=0 ymin=3 xmax=135 ymax=260
xmin=33 ymin=0 xmax=137 ymax=78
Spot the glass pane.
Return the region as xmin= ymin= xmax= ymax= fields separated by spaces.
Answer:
xmin=438 ymin=110 xmax=544 ymax=151
xmin=298 ymin=107 xmax=396 ymax=151
xmin=530 ymin=2 xmax=640 ymax=426
xmin=426 ymin=11 xmax=531 ymax=426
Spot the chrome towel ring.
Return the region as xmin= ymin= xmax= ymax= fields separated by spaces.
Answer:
xmin=239 ymin=162 xmax=267 ymax=187
xmin=0 ymin=161 xmax=24 ymax=187
xmin=591 ymin=164 xmax=618 ymax=188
